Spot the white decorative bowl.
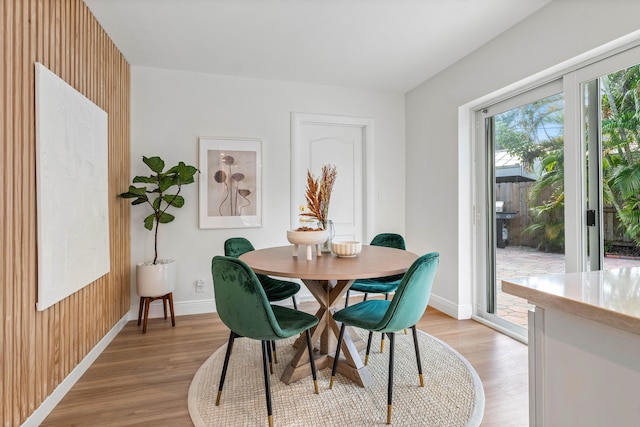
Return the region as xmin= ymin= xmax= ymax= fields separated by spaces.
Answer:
xmin=332 ymin=241 xmax=362 ymax=257
xmin=287 ymin=229 xmax=329 ymax=246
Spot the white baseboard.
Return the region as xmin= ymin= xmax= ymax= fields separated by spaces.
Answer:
xmin=21 ymin=314 xmax=130 ymax=427
xmin=428 ymin=293 xmax=472 ymax=320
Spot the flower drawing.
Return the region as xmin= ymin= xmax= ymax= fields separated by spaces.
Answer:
xmin=211 ymin=152 xmax=256 ymax=216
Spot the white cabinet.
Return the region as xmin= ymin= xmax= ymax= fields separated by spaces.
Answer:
xmin=504 ymin=268 xmax=640 ymax=427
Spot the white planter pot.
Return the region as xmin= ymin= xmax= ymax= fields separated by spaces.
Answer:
xmin=136 ymin=259 xmax=176 ymax=297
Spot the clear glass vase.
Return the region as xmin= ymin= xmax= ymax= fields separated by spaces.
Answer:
xmin=320 ymin=220 xmax=335 ymax=253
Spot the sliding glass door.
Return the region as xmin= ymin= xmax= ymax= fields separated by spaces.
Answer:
xmin=579 ymin=51 xmax=640 ymax=272
xmin=475 ymin=45 xmax=640 ymax=339
xmin=477 ymin=82 xmax=564 ymax=335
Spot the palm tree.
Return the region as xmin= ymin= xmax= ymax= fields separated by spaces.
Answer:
xmin=496 ymin=93 xmax=565 ymax=251
xmin=523 ymin=137 xmax=565 ymax=252
xmin=600 ymin=65 xmax=640 ymax=244
xmin=498 ymin=64 xmax=640 ymax=250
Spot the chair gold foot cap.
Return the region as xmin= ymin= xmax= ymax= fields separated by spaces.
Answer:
xmin=268 ymin=414 xmax=273 ymax=427
xmin=215 ymin=391 xmax=222 ymax=406
xmin=419 ymin=373 xmax=424 ymax=387
xmin=313 ymin=380 xmax=319 ymax=394
xmin=273 ymin=351 xmax=278 ymax=364
xmin=387 ymin=404 xmax=392 ymax=424
xmin=364 ymin=354 xmax=369 ymax=365
xmin=329 ymin=376 xmax=335 ymax=389
xmin=380 ymin=340 xmax=385 ymax=353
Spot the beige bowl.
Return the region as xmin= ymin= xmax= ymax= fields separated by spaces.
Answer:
xmin=287 ymin=229 xmax=329 ymax=246
xmin=332 ymin=241 xmax=362 ymax=257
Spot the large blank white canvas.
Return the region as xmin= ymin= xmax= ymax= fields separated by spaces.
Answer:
xmin=35 ymin=62 xmax=110 ymax=311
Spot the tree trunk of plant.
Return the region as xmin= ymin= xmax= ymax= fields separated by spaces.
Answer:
xmin=153 ymin=217 xmax=159 ymax=264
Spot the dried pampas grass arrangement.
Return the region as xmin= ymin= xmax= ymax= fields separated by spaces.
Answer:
xmin=300 ymin=164 xmax=337 ymax=228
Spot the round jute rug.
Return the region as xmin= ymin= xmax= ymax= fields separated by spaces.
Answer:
xmin=188 ymin=329 xmax=484 ymax=426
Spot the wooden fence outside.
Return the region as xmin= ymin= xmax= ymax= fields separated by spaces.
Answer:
xmin=496 ymin=181 xmax=635 ymax=249
xmin=495 ymin=181 xmax=540 ymax=248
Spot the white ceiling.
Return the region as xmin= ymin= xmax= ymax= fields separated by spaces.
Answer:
xmin=84 ymin=0 xmax=551 ymax=93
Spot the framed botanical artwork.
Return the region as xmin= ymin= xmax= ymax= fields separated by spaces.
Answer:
xmin=199 ymin=136 xmax=262 ymax=229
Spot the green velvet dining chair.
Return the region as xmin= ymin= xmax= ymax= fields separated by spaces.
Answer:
xmin=329 ymin=252 xmax=439 ymax=425
xmin=225 ymin=237 xmax=301 ymax=309
xmin=211 ymin=256 xmax=319 ymax=427
xmin=225 ymin=237 xmax=302 ymax=367
xmin=344 ymin=233 xmax=406 ymax=356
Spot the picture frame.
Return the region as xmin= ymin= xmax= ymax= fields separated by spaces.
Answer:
xmin=199 ymin=136 xmax=262 ymax=229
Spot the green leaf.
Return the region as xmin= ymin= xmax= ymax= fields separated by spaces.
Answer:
xmin=143 ymin=214 xmax=155 ymax=230
xmin=167 ymin=162 xmax=198 ymax=184
xmin=133 ymin=176 xmax=157 ymax=184
xmin=158 ymin=212 xmax=175 ymax=224
xmin=152 ymin=196 xmax=162 ymax=211
xmin=131 ymin=197 xmax=147 ymax=205
xmin=164 ymin=194 xmax=185 ymax=208
xmin=119 ymin=185 xmax=147 ymax=198
xmin=158 ymin=175 xmax=177 ymax=193
xmin=143 ymin=156 xmax=165 ymax=173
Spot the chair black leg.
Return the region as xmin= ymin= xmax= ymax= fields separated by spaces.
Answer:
xmin=292 ymin=295 xmax=298 ymax=309
xmin=344 ymin=290 xmax=350 ymax=308
xmin=387 ymin=332 xmax=395 ymax=425
xmin=261 ymin=340 xmax=274 ymax=427
xmin=216 ymin=331 xmax=236 ymax=406
xmin=380 ymin=294 xmax=388 ymax=353
xmin=266 ymin=340 xmax=274 ymax=374
xmin=329 ymin=324 xmax=346 ymax=389
xmin=271 ymin=340 xmax=278 ymax=364
xmin=411 ymin=325 xmax=424 ymax=387
xmin=365 ymin=331 xmax=374 ymax=365
xmin=305 ymin=329 xmax=319 ymax=394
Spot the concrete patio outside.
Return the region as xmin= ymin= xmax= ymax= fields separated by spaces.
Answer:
xmin=496 ymin=246 xmax=640 ymax=327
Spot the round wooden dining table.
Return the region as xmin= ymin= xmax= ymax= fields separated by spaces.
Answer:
xmin=239 ymin=244 xmax=418 ymax=387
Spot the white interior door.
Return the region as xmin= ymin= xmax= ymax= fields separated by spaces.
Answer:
xmin=291 ymin=113 xmax=372 ymax=242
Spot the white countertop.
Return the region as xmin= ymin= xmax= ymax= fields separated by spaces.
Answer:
xmin=502 ymin=267 xmax=640 ymax=336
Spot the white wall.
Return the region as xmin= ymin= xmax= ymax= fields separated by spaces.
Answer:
xmin=406 ymin=0 xmax=640 ymax=318
xmin=130 ymin=67 xmax=405 ymax=311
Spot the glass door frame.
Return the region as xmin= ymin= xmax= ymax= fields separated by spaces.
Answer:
xmin=475 ymin=80 xmax=563 ymax=338
xmin=566 ymin=44 xmax=640 ymax=272
xmin=584 ymin=78 xmax=604 ymax=272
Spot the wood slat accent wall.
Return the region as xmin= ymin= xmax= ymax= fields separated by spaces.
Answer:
xmin=1 ymin=1 xmax=131 ymax=425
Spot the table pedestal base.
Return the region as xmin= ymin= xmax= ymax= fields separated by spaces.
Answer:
xmin=280 ymin=279 xmax=372 ymax=388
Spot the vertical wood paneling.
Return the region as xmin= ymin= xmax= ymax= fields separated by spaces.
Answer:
xmin=1 ymin=1 xmax=131 ymax=425
xmin=1 ymin=0 xmax=6 ymax=418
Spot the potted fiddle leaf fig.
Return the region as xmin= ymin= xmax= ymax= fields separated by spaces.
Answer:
xmin=120 ymin=156 xmax=198 ymax=297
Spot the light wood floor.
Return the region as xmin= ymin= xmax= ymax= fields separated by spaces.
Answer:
xmin=42 ymin=303 xmax=528 ymax=426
